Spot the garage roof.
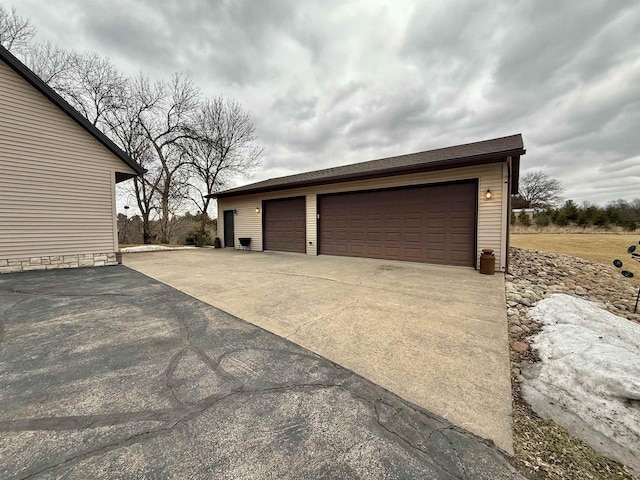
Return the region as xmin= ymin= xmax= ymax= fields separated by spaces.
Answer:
xmin=211 ymin=134 xmax=525 ymax=199
xmin=0 ymin=45 xmax=145 ymax=182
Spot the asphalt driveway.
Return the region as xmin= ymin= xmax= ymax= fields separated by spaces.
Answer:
xmin=0 ymin=267 xmax=522 ymax=479
xmin=125 ymin=249 xmax=513 ymax=453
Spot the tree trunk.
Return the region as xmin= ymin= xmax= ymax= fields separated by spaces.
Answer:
xmin=160 ymin=196 xmax=170 ymax=244
xmin=198 ymin=198 xmax=210 ymax=245
xmin=158 ymin=173 xmax=172 ymax=244
xmin=142 ymin=214 xmax=152 ymax=244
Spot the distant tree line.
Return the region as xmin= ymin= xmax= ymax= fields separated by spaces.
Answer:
xmin=117 ymin=212 xmax=217 ymax=245
xmin=1 ymin=6 xmax=261 ymax=245
xmin=512 ymin=199 xmax=640 ymax=231
xmin=511 ymin=170 xmax=639 ymax=231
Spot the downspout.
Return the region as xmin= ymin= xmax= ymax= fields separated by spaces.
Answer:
xmin=505 ymin=157 xmax=513 ymax=274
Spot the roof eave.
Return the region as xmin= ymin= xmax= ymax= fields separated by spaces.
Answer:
xmin=115 ymin=171 xmax=139 ymax=183
xmin=0 ymin=45 xmax=145 ymax=177
xmin=210 ymin=148 xmax=526 ymax=199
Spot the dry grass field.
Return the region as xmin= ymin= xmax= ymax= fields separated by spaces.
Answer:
xmin=511 ymin=233 xmax=640 ymax=284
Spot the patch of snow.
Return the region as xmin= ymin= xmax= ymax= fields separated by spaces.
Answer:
xmin=522 ymin=293 xmax=640 ymax=475
xmin=120 ymin=245 xmax=198 ymax=253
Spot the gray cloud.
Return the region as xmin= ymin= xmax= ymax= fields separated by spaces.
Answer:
xmin=12 ymin=0 xmax=640 ymax=204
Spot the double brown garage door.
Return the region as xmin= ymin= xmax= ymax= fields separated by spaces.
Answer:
xmin=319 ymin=182 xmax=477 ymax=267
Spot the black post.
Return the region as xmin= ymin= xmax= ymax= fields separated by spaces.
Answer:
xmin=635 ymin=287 xmax=640 ymax=314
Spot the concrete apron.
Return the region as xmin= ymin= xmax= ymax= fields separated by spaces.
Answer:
xmin=125 ymin=249 xmax=514 ymax=453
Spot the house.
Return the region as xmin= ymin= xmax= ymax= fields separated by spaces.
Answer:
xmin=211 ymin=134 xmax=525 ymax=271
xmin=512 ymin=208 xmax=536 ymax=220
xmin=0 ymin=45 xmax=144 ymax=273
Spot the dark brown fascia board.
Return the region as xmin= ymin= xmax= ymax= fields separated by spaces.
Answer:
xmin=511 ymin=155 xmax=521 ymax=195
xmin=211 ymin=148 xmax=526 ymax=199
xmin=0 ymin=45 xmax=145 ymax=180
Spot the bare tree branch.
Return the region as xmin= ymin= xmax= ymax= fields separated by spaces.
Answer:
xmin=105 ymin=82 xmax=161 ymax=243
xmin=48 ymin=51 xmax=128 ymax=127
xmin=516 ymin=170 xmax=565 ymax=210
xmin=0 ymin=6 xmax=35 ymax=53
xmin=183 ymin=96 xmax=262 ymax=243
xmin=24 ymin=41 xmax=71 ymax=83
xmin=135 ymin=74 xmax=200 ymax=243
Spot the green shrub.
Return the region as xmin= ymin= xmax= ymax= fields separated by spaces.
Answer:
xmin=185 ymin=229 xmax=212 ymax=246
xmin=518 ymin=210 xmax=531 ymax=226
xmin=552 ymin=211 xmax=569 ymax=226
xmin=534 ymin=212 xmax=550 ymax=227
xmin=562 ymin=200 xmax=579 ymax=222
xmin=592 ymin=211 xmax=608 ymax=227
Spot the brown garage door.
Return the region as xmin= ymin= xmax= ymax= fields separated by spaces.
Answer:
xmin=319 ymin=182 xmax=476 ymax=266
xmin=264 ymin=197 xmax=306 ymax=253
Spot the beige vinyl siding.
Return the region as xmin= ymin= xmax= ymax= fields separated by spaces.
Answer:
xmin=218 ymin=162 xmax=508 ymax=270
xmin=305 ymin=193 xmax=317 ymax=254
xmin=0 ymin=60 xmax=136 ymax=260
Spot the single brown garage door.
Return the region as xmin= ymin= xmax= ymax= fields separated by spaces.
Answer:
xmin=319 ymin=182 xmax=477 ymax=266
xmin=264 ymin=196 xmax=306 ymax=253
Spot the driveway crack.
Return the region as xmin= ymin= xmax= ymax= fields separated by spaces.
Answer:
xmin=162 ymin=299 xmax=235 ymax=382
xmin=12 ymin=384 xmax=345 ymax=480
xmin=0 ymin=410 xmax=182 ymax=433
xmin=370 ymin=406 xmax=464 ymax=480
xmin=339 ymin=388 xmax=467 ymax=479
xmin=284 ymin=298 xmax=363 ymax=340
xmin=164 ymin=346 xmax=189 ymax=408
xmin=204 ymin=268 xmax=503 ymax=309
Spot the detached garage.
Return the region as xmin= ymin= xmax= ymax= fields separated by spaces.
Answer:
xmin=212 ymin=135 xmax=525 ymax=271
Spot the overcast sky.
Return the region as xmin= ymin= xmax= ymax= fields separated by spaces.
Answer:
xmin=10 ymin=0 xmax=640 ymax=205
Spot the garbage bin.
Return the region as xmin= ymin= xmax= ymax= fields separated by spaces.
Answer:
xmin=479 ymin=248 xmax=495 ymax=275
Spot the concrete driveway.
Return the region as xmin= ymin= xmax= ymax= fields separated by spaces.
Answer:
xmin=0 ymin=267 xmax=523 ymax=479
xmin=125 ymin=249 xmax=513 ymax=453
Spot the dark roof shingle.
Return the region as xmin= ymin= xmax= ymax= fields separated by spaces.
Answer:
xmin=212 ymin=134 xmax=524 ymax=198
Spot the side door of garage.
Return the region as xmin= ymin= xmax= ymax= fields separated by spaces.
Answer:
xmin=263 ymin=196 xmax=306 ymax=253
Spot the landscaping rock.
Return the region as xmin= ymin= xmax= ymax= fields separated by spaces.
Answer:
xmin=506 ymin=247 xmax=639 ymax=480
xmin=509 ymin=326 xmax=524 ymax=336
xmin=506 ymin=247 xmax=639 ymax=328
xmin=511 ymin=341 xmax=529 ymax=353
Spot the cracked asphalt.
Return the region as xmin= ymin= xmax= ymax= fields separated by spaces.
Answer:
xmin=0 ymin=266 xmax=524 ymax=479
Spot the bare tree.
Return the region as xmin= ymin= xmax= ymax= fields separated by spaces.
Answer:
xmin=105 ymin=84 xmax=160 ymax=244
xmin=2 ymin=5 xmax=262 ymax=247
xmin=0 ymin=5 xmax=35 ymax=53
xmin=515 ymin=170 xmax=564 ymax=210
xmin=185 ymin=97 xmax=262 ymax=243
xmin=24 ymin=41 xmax=71 ymax=84
xmin=51 ymin=51 xmax=128 ymax=127
xmin=122 ymin=149 xmax=160 ymax=244
xmin=135 ymin=74 xmax=200 ymax=244
xmin=0 ymin=7 xmax=71 ymax=84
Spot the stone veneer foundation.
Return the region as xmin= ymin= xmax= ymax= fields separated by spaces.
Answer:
xmin=0 ymin=252 xmax=119 ymax=274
